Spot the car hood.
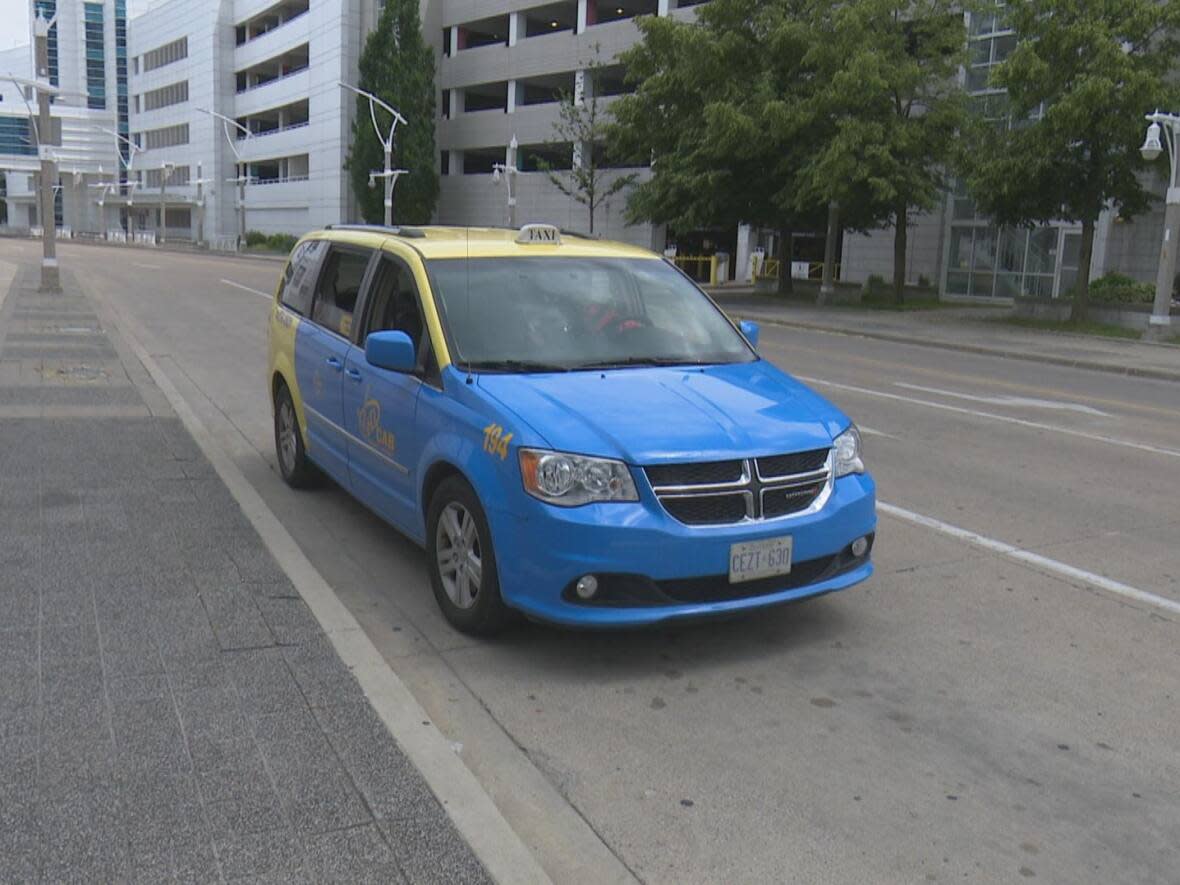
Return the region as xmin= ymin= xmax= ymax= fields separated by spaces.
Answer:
xmin=476 ymin=361 xmax=849 ymax=464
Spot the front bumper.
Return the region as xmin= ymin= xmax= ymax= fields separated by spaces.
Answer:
xmin=489 ymin=473 xmax=877 ymax=627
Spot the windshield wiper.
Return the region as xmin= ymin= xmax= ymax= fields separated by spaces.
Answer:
xmin=573 ymin=356 xmax=715 ymax=370
xmin=462 ymin=359 xmax=572 ymax=374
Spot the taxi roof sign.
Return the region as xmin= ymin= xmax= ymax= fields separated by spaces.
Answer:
xmin=516 ymin=224 xmax=562 ymax=245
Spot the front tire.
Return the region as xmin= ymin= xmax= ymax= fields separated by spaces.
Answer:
xmin=426 ymin=477 xmax=512 ymax=636
xmin=274 ymin=383 xmax=316 ymax=488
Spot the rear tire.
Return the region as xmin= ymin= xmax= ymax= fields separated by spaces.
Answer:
xmin=274 ymin=383 xmax=316 ymax=489
xmin=426 ymin=477 xmax=512 ymax=636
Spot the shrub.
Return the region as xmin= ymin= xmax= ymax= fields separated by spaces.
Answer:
xmin=1080 ymin=273 xmax=1155 ymax=304
xmin=244 ymin=231 xmax=298 ymax=253
xmin=864 ymin=273 xmax=889 ymax=296
xmin=918 ymin=274 xmax=932 ymax=289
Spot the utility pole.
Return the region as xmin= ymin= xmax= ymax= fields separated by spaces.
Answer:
xmin=193 ymin=162 xmax=216 ymax=248
xmin=339 ymin=81 xmax=407 ymax=226
xmin=33 ymin=10 xmax=59 ymax=291
xmin=492 ymin=135 xmax=520 ymax=228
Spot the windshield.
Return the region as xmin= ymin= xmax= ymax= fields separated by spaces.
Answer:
xmin=427 ymin=257 xmax=755 ymax=371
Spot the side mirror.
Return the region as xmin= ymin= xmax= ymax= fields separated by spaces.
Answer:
xmin=365 ymin=330 xmax=416 ymax=373
xmin=739 ymin=320 xmax=760 ymax=349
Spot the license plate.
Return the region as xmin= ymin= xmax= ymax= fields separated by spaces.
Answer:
xmin=728 ymin=536 xmax=793 ymax=584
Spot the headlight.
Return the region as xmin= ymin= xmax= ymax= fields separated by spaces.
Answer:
xmin=833 ymin=426 xmax=864 ymax=477
xmin=519 ymin=449 xmax=639 ymax=506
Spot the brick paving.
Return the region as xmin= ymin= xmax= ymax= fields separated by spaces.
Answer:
xmin=0 ymin=265 xmax=491 ymax=883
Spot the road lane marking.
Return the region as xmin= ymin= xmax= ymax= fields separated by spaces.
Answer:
xmin=800 ymin=375 xmax=1180 ymax=460
xmin=772 ymin=339 xmax=1180 ymax=420
xmin=894 ymin=382 xmax=1109 ymax=416
xmin=859 ymin=425 xmax=898 ymax=440
xmin=221 ymin=278 xmax=272 ymax=300
xmin=879 ymin=501 xmax=1180 ymax=617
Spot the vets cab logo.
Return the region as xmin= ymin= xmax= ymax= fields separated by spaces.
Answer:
xmin=358 ymin=397 xmax=396 ymax=455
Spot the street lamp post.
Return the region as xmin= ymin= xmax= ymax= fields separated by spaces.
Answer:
xmin=340 ymin=81 xmax=407 ymax=226
xmin=157 ymin=161 xmax=174 ymax=245
xmin=492 ymin=135 xmax=520 ymax=228
xmin=1141 ymin=111 xmax=1180 ymax=341
xmin=196 ymin=107 xmax=252 ymax=248
xmin=91 ymin=125 xmax=143 ymax=239
xmin=192 ymin=162 xmax=216 ymax=249
xmin=32 ymin=10 xmax=60 ymax=290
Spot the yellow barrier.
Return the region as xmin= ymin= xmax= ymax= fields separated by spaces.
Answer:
xmin=673 ymin=254 xmax=720 ymax=285
xmin=754 ymin=258 xmax=839 ymax=282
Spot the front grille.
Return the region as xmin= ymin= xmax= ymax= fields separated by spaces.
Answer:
xmin=762 ymin=483 xmax=826 ymax=519
xmin=662 ymin=493 xmax=749 ymax=526
xmin=757 ymin=449 xmax=829 ymax=479
xmin=646 ymin=448 xmax=832 ymax=526
xmin=644 ymin=460 xmax=744 ymax=487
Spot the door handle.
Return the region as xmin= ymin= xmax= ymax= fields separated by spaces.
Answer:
xmin=325 ymin=357 xmax=343 ymax=371
xmin=345 ymin=368 xmax=363 ymax=382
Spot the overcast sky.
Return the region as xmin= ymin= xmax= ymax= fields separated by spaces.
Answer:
xmin=0 ymin=0 xmax=153 ymax=50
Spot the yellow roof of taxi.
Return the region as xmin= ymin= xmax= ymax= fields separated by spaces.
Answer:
xmin=305 ymin=225 xmax=661 ymax=261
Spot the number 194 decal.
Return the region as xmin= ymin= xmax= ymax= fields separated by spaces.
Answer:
xmin=482 ymin=423 xmax=513 ymax=460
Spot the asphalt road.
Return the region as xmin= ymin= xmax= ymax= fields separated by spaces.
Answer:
xmin=10 ymin=239 xmax=1179 ymax=885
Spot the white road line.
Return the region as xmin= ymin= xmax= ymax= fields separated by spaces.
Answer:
xmin=133 ymin=262 xmax=160 ymax=269
xmin=895 ymin=382 xmax=1109 ymax=417
xmin=800 ymin=375 xmax=1180 ymax=461
xmin=220 ymin=278 xmax=272 ymax=300
xmin=859 ymin=426 xmax=898 ymax=440
xmin=879 ymin=501 xmax=1180 ymax=617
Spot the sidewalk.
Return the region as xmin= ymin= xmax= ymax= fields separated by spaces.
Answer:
xmin=710 ymin=290 xmax=1180 ymax=383
xmin=0 ymin=264 xmax=490 ymax=882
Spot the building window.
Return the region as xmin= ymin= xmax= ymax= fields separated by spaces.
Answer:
xmin=140 ymin=123 xmax=189 ymax=150
xmin=0 ymin=117 xmax=34 ymax=156
xmin=144 ymin=166 xmax=190 ymax=188
xmin=142 ymin=37 xmax=187 ymax=72
xmin=142 ymin=80 xmax=189 ymax=111
xmin=83 ymin=2 xmax=106 ymax=110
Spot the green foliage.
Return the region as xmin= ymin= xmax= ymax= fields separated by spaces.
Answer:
xmin=541 ymin=49 xmax=638 ymax=235
xmin=609 ymin=0 xmax=968 ymax=301
xmin=864 ymin=273 xmax=889 ymax=296
xmin=962 ymin=0 xmax=1180 ymax=312
xmin=346 ymin=0 xmax=438 ymax=225
xmin=1073 ymin=273 xmax=1155 ymax=304
xmin=244 ymin=231 xmax=298 ymax=253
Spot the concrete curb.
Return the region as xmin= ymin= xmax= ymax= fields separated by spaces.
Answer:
xmin=10 ymin=233 xmax=288 ymax=264
xmin=732 ymin=310 xmax=1180 ymax=385
xmin=80 ymin=274 xmax=552 ymax=885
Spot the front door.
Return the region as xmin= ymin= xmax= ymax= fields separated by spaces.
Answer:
xmin=343 ymin=255 xmax=430 ymax=534
xmin=295 ymin=244 xmax=372 ymax=486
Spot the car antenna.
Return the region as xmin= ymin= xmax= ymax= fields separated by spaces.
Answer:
xmin=464 ymin=226 xmax=474 ymax=385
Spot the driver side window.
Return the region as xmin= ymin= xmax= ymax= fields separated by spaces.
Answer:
xmin=362 ymin=258 xmax=431 ymax=373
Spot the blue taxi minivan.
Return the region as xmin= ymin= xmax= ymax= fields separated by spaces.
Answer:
xmin=268 ymin=224 xmax=876 ymax=634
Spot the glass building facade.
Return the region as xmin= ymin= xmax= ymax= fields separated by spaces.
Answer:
xmin=0 ymin=117 xmax=35 ymax=156
xmin=84 ymin=2 xmax=106 ymax=110
xmin=115 ymin=0 xmax=129 ymax=166
xmin=32 ymin=0 xmax=59 ymax=87
xmin=943 ymin=7 xmax=1082 ymax=299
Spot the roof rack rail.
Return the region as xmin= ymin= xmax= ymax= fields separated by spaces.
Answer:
xmin=325 ymin=224 xmax=425 ymax=239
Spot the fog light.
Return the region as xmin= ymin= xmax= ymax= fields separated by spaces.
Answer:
xmin=575 ymin=575 xmax=599 ymax=600
xmin=851 ymin=536 xmax=869 ymax=558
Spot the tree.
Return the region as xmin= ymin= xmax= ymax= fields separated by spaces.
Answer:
xmin=541 ymin=48 xmax=638 ymax=235
xmin=793 ymin=0 xmax=969 ymax=303
xmin=609 ymin=0 xmax=965 ymax=301
xmin=963 ymin=0 xmax=1180 ymax=320
xmin=609 ymin=0 xmax=823 ymax=294
xmin=346 ymin=0 xmax=438 ymax=225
